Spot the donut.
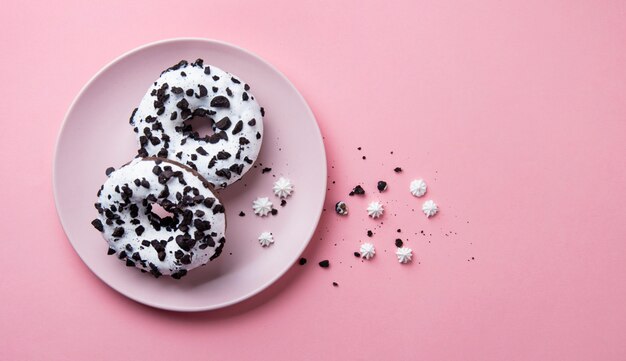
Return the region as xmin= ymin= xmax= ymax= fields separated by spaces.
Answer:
xmin=91 ymin=157 xmax=227 ymax=279
xmin=129 ymin=59 xmax=264 ymax=189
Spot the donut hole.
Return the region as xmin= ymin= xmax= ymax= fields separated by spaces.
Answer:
xmin=183 ymin=115 xmax=215 ymax=140
xmin=146 ymin=202 xmax=179 ymax=230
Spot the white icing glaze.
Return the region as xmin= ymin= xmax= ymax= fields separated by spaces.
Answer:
xmin=252 ymin=197 xmax=273 ymax=216
xmin=92 ymin=158 xmax=226 ymax=278
xmin=258 ymin=232 xmax=274 ymax=247
xmin=396 ymin=247 xmax=413 ymax=263
xmin=422 ymin=200 xmax=438 ymax=217
xmin=359 ymin=243 xmax=376 ymax=260
xmin=366 ymin=201 xmax=384 ymax=218
xmin=273 ymin=177 xmax=294 ymax=199
xmin=130 ymin=60 xmax=264 ymax=188
xmin=410 ymin=179 xmax=427 ymax=197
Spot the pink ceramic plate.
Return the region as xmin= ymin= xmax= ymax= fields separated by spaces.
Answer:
xmin=53 ymin=38 xmax=326 ymax=311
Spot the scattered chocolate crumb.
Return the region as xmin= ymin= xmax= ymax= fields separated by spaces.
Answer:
xmin=377 ymin=181 xmax=388 ymax=192
xmin=357 ymin=147 xmax=362 ymax=150
xmin=239 ymin=211 xmax=245 ymax=217
xmin=319 ymin=260 xmax=330 ymax=268
xmin=332 ymin=282 xmax=338 ymax=287
xmin=280 ymin=199 xmax=287 ymax=207
xmin=335 ymin=201 xmax=348 ymax=215
xmin=354 ymin=252 xmax=361 ymax=257
xmin=362 ymin=156 xmax=366 ymax=160
xmin=105 ymin=167 xmax=115 ymax=177
xmin=395 ymin=238 xmax=403 ymax=247
xmin=298 ymin=257 xmax=307 ymax=265
xmin=394 ymin=167 xmax=402 ymax=173
xmin=367 ymin=230 xmax=373 ymax=237
xmin=261 ymin=167 xmax=272 ymax=174
xmin=271 ymin=209 xmax=278 ymax=216
xmin=348 ymin=185 xmax=365 ymax=196
xmin=397 ymin=229 xmax=401 ymax=233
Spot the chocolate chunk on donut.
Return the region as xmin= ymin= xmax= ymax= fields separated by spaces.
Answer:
xmin=210 ymin=96 xmax=230 ymax=108
xmin=91 ymin=219 xmax=104 ymax=232
xmin=215 ymin=117 xmax=231 ymax=130
xmin=232 ymin=120 xmax=243 ymax=135
xmin=217 ymin=151 xmax=231 ymax=160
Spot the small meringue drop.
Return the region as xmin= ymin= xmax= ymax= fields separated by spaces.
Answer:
xmin=366 ymin=201 xmax=384 ymax=219
xmin=252 ymin=197 xmax=273 ymax=216
xmin=272 ymin=177 xmax=294 ymax=199
xmin=422 ymin=200 xmax=438 ymax=218
xmin=410 ymin=179 xmax=427 ymax=197
xmin=258 ymin=232 xmax=274 ymax=247
xmin=396 ymin=247 xmax=413 ymax=264
xmin=359 ymin=243 xmax=376 ymax=260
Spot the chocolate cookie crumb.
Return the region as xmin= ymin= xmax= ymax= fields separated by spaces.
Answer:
xmin=394 ymin=167 xmax=402 ymax=173
xmin=105 ymin=167 xmax=115 ymax=177
xmin=348 ymin=185 xmax=365 ymax=196
xmin=280 ymin=199 xmax=287 ymax=207
xmin=319 ymin=260 xmax=330 ymax=268
xmin=395 ymin=238 xmax=403 ymax=247
xmin=377 ymin=181 xmax=388 ymax=192
xmin=367 ymin=230 xmax=373 ymax=237
xmin=353 ymin=252 xmax=361 ymax=257
xmin=261 ymin=167 xmax=272 ymax=174
xmin=91 ymin=219 xmax=104 ymax=232
xmin=335 ymin=201 xmax=348 ymax=215
xmin=239 ymin=211 xmax=245 ymax=217
xmin=332 ymin=282 xmax=338 ymax=287
xmin=298 ymin=257 xmax=307 ymax=265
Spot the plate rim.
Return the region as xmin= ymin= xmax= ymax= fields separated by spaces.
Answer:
xmin=52 ymin=37 xmax=327 ymax=312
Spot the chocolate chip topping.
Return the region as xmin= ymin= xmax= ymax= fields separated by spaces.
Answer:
xmin=216 ymin=151 xmax=231 ymax=160
xmin=196 ymin=146 xmax=208 ymax=156
xmin=112 ymin=227 xmax=124 ymax=238
xmin=91 ymin=219 xmax=104 ymax=232
xmin=210 ymin=96 xmax=230 ymax=108
xmin=215 ymin=117 xmax=231 ymax=130
xmin=232 ymin=120 xmax=243 ymax=135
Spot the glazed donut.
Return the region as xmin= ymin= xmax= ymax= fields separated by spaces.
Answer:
xmin=91 ymin=157 xmax=226 ymax=279
xmin=129 ymin=59 xmax=264 ymax=188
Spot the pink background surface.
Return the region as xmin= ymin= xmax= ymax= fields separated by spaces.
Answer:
xmin=2 ymin=0 xmax=626 ymax=360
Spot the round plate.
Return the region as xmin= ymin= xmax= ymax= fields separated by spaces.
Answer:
xmin=53 ymin=38 xmax=326 ymax=311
